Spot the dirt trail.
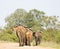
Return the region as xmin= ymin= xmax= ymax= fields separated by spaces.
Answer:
xmin=0 ymin=42 xmax=55 ymax=49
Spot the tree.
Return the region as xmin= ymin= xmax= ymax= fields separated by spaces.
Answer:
xmin=24 ymin=9 xmax=45 ymax=31
xmin=5 ymin=9 xmax=27 ymax=29
xmin=41 ymin=16 xmax=58 ymax=29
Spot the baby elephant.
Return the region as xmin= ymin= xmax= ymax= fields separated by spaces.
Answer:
xmin=33 ymin=31 xmax=42 ymax=46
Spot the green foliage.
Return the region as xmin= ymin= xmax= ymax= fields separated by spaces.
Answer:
xmin=54 ymin=30 xmax=60 ymax=43
xmin=42 ymin=29 xmax=60 ymax=43
xmin=5 ymin=9 xmax=27 ymax=28
xmin=0 ymin=32 xmax=18 ymax=42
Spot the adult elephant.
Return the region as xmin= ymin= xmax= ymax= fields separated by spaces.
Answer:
xmin=25 ymin=28 xmax=33 ymax=46
xmin=13 ymin=25 xmax=33 ymax=46
xmin=33 ymin=30 xmax=42 ymax=46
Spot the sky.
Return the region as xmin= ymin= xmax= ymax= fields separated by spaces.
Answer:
xmin=0 ymin=0 xmax=60 ymax=27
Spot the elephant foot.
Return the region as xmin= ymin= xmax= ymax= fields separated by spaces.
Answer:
xmin=19 ymin=44 xmax=24 ymax=47
xmin=19 ymin=44 xmax=21 ymax=47
xmin=29 ymin=44 xmax=31 ymax=46
xmin=19 ymin=44 xmax=22 ymax=47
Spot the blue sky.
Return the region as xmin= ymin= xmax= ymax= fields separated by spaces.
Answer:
xmin=0 ymin=0 xmax=60 ymax=27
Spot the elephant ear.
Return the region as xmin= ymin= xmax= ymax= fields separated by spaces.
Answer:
xmin=33 ymin=32 xmax=35 ymax=36
xmin=13 ymin=26 xmax=18 ymax=32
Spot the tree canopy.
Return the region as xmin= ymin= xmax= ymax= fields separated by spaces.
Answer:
xmin=5 ymin=9 xmax=59 ymax=31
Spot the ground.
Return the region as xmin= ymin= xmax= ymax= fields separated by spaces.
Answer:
xmin=0 ymin=41 xmax=55 ymax=49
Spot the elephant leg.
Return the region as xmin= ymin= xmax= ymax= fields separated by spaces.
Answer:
xmin=38 ymin=37 xmax=41 ymax=45
xmin=16 ymin=32 xmax=21 ymax=46
xmin=27 ymin=37 xmax=31 ymax=46
xmin=35 ymin=37 xmax=38 ymax=46
xmin=28 ymin=40 xmax=31 ymax=46
xmin=22 ymin=38 xmax=25 ymax=46
xmin=19 ymin=38 xmax=24 ymax=46
xmin=29 ymin=38 xmax=31 ymax=46
xmin=39 ymin=38 xmax=41 ymax=44
xmin=21 ymin=37 xmax=24 ymax=46
xmin=19 ymin=39 xmax=21 ymax=46
xmin=25 ymin=38 xmax=27 ymax=45
xmin=36 ymin=40 xmax=38 ymax=46
xmin=36 ymin=38 xmax=41 ymax=45
xmin=25 ymin=38 xmax=29 ymax=46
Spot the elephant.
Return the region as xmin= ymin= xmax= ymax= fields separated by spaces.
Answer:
xmin=13 ymin=25 xmax=33 ymax=46
xmin=33 ymin=31 xmax=42 ymax=46
xmin=25 ymin=28 xmax=33 ymax=46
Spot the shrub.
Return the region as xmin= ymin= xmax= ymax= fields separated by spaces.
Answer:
xmin=0 ymin=32 xmax=18 ymax=42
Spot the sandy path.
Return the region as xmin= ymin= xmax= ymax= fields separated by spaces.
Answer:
xmin=0 ymin=42 xmax=55 ymax=49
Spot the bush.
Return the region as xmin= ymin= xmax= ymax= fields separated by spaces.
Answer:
xmin=55 ymin=31 xmax=60 ymax=43
xmin=42 ymin=29 xmax=60 ymax=43
xmin=0 ymin=32 xmax=18 ymax=42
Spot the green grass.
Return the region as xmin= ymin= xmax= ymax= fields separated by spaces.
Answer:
xmin=39 ymin=41 xmax=60 ymax=49
xmin=31 ymin=40 xmax=60 ymax=49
